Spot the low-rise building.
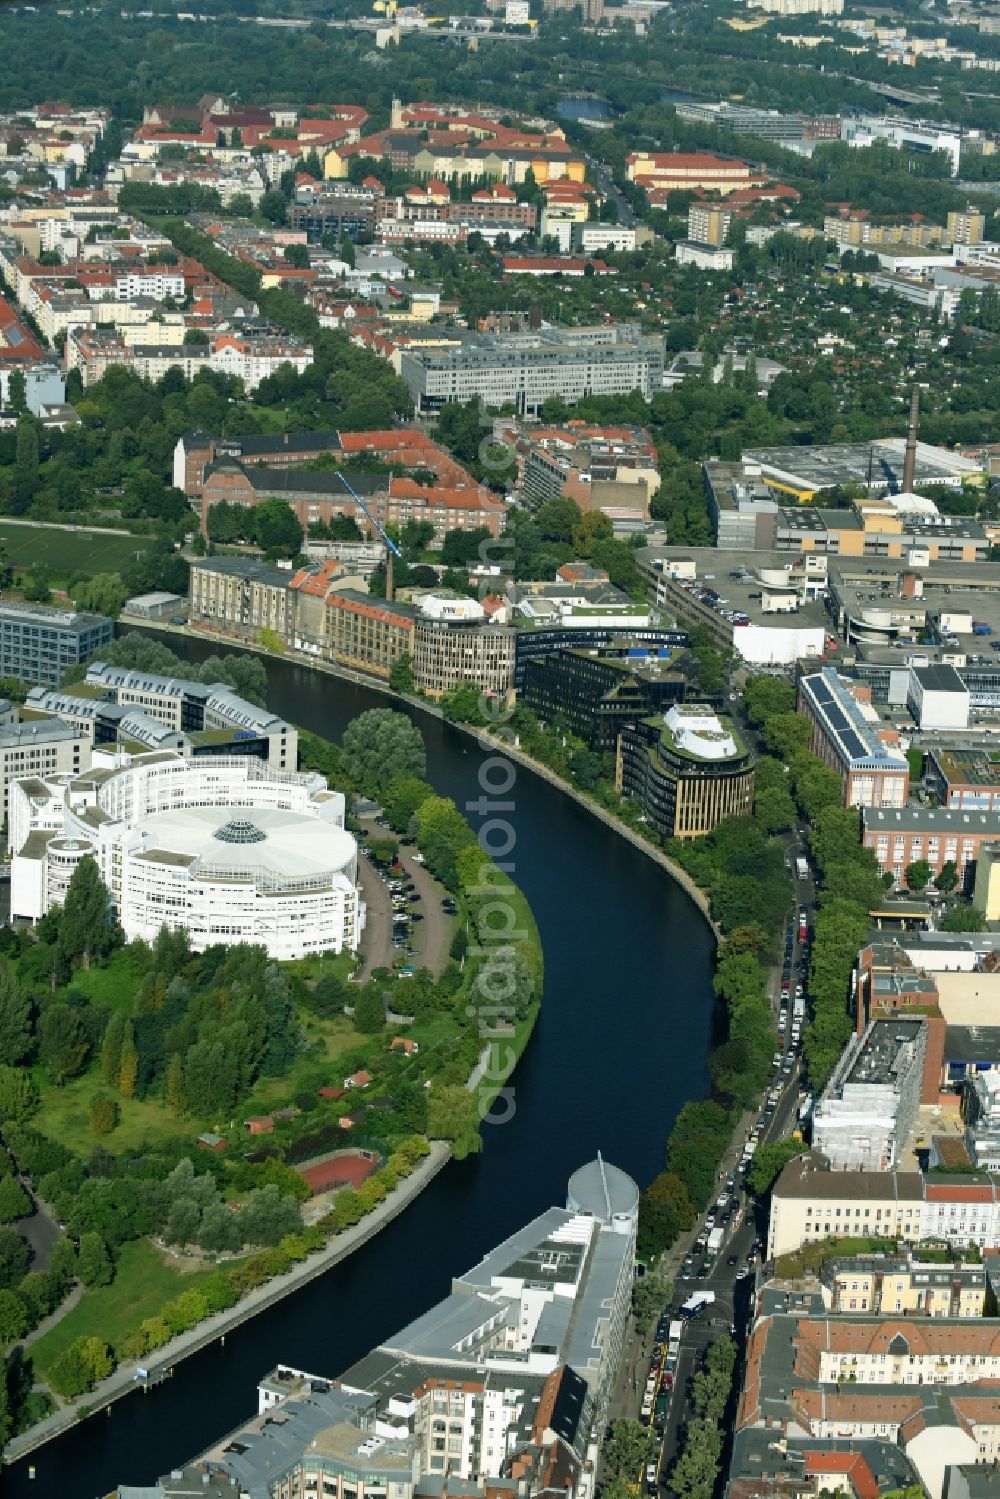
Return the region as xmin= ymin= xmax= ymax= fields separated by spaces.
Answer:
xmin=616 ymin=703 xmax=754 ymax=839
xmin=819 ymin=1251 xmax=987 ymax=1317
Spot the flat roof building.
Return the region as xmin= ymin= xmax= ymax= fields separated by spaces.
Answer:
xmin=0 ymin=602 xmax=113 ymax=685
xmin=617 ymin=703 xmax=754 ymax=839
xmin=744 ymin=438 xmax=984 ymax=501
xmin=798 ymin=667 xmax=909 ymax=808
xmin=812 ymin=1017 xmax=927 ymax=1171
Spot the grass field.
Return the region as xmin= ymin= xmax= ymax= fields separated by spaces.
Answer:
xmin=0 ymin=521 xmax=149 ymax=577
xmin=29 ymin=1240 xmax=221 ymax=1370
xmin=35 ymin=1068 xmax=194 ymax=1157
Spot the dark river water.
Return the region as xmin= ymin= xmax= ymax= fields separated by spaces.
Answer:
xmin=4 ymin=639 xmax=716 ymax=1499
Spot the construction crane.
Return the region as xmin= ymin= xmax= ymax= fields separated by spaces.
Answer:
xmin=335 ymin=470 xmax=403 ymax=601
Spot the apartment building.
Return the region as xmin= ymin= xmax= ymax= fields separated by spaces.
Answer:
xmin=926 ymin=747 xmax=1000 ymax=812
xmin=767 ymin=1152 xmax=1000 ymax=1258
xmin=687 ymin=203 xmax=732 ymax=247
xmin=819 ymin=1252 xmax=987 ymax=1317
xmin=399 ymin=325 xmax=665 ymax=417
xmin=812 ymin=1018 xmax=927 ymax=1171
xmin=0 ymin=602 xmax=113 ymax=686
xmin=188 ymin=556 xmax=291 ymax=646
xmin=736 ymin=1294 xmax=1000 ymax=1499
xmin=797 ymin=668 xmax=910 ymax=808
xmin=616 ymin=703 xmax=755 ymax=839
xmin=862 ymin=805 xmax=1000 ymax=890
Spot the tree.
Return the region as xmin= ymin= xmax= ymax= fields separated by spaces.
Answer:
xmin=389 ymin=651 xmax=414 ymax=694
xmin=253 ymin=497 xmax=303 ymax=557
xmin=753 ymin=786 xmax=796 ymax=835
xmin=341 ymin=709 xmax=426 ymax=792
xmin=746 ymin=1138 xmax=807 ymax=1196
xmin=762 ymin=712 xmax=811 ymax=761
xmin=0 ymin=964 xmax=31 ymax=1066
xmin=77 ymin=1231 xmax=114 ymax=1288
xmin=89 ymin=1094 xmax=119 ymax=1135
xmin=0 ymin=1228 xmax=29 ymax=1291
xmin=353 ymin=986 xmax=385 ymax=1034
xmin=118 ymin=1022 xmax=138 ymax=1100
xmin=632 ymin=1273 xmax=673 ymax=1334
xmin=100 ymin=1012 xmax=126 ymax=1086
xmin=382 ymin=773 xmax=432 ymax=832
xmin=400 ymin=520 xmax=434 ymax=559
xmin=46 ymin=1335 xmax=114 ymax=1398
xmin=165 ymin=1054 xmax=186 ymax=1116
xmin=55 ymin=856 xmax=114 ymax=969
xmin=0 ymin=1288 xmax=28 ymax=1345
xmin=941 ymin=904 xmax=987 ymax=932
xmin=937 ymin=860 xmax=959 ymax=893
xmin=743 ymin=676 xmax=796 ymax=725
xmin=905 ymin=859 xmax=931 ymax=893
xmin=602 ymin=1419 xmax=658 ymax=1482
xmin=0 ymin=1066 xmax=38 ymax=1123
xmin=71 ymin=573 xmax=129 ymax=618
xmin=259 ymin=189 xmax=288 ymax=225
xmin=7 ymin=369 xmax=27 ymax=415
xmin=427 ymin=1084 xmax=481 ymax=1159
xmin=37 ymin=1004 xmax=89 ymax=1085
xmin=0 ymin=1175 xmax=30 ymax=1223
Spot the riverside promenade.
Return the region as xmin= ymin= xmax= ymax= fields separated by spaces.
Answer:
xmin=4 ymin=1141 xmax=450 ymax=1465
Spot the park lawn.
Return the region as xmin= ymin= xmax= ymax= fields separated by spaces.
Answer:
xmin=29 ymin=1239 xmax=223 ymax=1371
xmin=34 ymin=1069 xmax=195 ymax=1157
xmin=63 ymin=948 xmax=144 ymax=1013
xmin=0 ymin=521 xmax=149 ymax=578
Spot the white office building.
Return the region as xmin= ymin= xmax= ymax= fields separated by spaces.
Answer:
xmin=10 ymin=753 xmax=361 ymax=959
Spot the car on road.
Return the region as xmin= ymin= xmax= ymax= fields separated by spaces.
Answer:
xmin=646 ymin=1464 xmax=658 ymax=1494
xmin=682 ymin=1254 xmax=694 ymax=1273
xmin=727 ymin=1254 xmax=739 ymax=1265
xmin=772 ymin=1051 xmax=782 ymax=1068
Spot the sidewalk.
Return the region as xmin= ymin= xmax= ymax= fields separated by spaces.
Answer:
xmin=4 ymin=1141 xmax=451 ymax=1465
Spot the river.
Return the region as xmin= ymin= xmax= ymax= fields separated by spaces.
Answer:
xmin=4 ymin=638 xmax=716 ymax=1499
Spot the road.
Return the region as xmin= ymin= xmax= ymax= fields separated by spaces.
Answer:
xmin=611 ymin=841 xmax=817 ymax=1492
xmin=583 ymin=153 xmax=635 ymax=228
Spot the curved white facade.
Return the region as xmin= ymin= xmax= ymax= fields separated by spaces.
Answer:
xmin=11 ymin=754 xmax=362 ymax=960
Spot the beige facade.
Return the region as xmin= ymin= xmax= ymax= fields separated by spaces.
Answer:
xmin=823 ymin=1262 xmax=986 ymax=1318
xmin=189 ymin=560 xmax=290 ymax=644
xmin=0 ymin=722 xmax=89 ymax=822
xmin=412 ymin=618 xmax=515 ymax=700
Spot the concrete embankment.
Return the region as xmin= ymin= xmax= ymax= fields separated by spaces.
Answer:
xmin=4 ymin=1142 xmax=450 ymax=1465
xmin=129 ymin=622 xmax=719 ymax=938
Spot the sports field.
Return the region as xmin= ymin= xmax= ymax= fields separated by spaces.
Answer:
xmin=0 ymin=521 xmax=147 ymax=577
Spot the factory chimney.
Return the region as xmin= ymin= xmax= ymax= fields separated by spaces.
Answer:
xmin=902 ymin=385 xmax=920 ymax=494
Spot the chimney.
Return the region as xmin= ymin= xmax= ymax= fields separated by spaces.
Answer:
xmin=902 ymin=385 xmax=920 ymax=494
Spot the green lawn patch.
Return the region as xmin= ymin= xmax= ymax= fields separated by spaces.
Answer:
xmin=30 ymin=1239 xmax=222 ymax=1371
xmin=34 ymin=1069 xmax=195 ymax=1157
xmin=0 ymin=521 xmax=149 ymax=578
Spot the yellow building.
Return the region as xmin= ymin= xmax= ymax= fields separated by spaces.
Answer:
xmin=974 ymin=841 xmax=1000 ymax=921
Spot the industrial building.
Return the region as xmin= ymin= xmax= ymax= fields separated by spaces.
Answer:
xmin=9 ymin=753 xmax=360 ymax=960
xmin=616 ymin=702 xmax=754 ymax=839
xmin=742 ymin=438 xmax=984 ymax=501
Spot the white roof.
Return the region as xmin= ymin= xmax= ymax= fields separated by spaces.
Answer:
xmin=134 ymin=805 xmax=356 ymax=884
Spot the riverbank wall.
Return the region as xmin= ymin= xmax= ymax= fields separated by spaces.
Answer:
xmin=4 ymin=1141 xmax=451 ymax=1466
xmin=125 ymin=620 xmax=718 ymax=940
